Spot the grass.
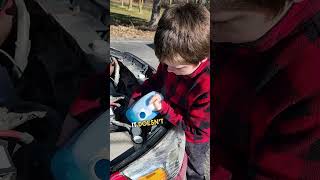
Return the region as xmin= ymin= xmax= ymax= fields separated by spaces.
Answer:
xmin=111 ymin=1 xmax=152 ymax=27
xmin=111 ymin=1 xmax=164 ymax=28
xmin=110 ymin=0 xmax=164 ymax=40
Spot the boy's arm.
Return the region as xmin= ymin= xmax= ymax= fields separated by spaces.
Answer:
xmin=246 ymin=42 xmax=320 ymax=179
xmin=210 ymin=98 xmax=320 ymax=180
xmin=130 ymin=63 xmax=165 ymax=101
xmin=249 ymin=96 xmax=320 ymax=179
xmin=159 ymin=91 xmax=210 ymax=136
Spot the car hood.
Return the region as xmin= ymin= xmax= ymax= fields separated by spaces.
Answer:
xmin=35 ymin=0 xmax=108 ymax=60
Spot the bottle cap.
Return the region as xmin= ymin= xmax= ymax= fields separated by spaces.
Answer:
xmin=133 ymin=136 xmax=143 ymax=144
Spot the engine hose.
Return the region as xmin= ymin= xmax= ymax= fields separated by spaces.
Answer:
xmin=113 ymin=58 xmax=120 ymax=87
xmin=110 ymin=120 xmax=131 ymax=131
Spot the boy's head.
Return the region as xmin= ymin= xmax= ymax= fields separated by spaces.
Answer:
xmin=212 ymin=0 xmax=302 ymax=43
xmin=154 ymin=3 xmax=210 ymax=76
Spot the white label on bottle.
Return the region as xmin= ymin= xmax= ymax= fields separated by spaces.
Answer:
xmin=148 ymin=104 xmax=155 ymax=111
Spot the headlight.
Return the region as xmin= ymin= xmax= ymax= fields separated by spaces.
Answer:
xmin=119 ymin=126 xmax=185 ymax=180
xmin=138 ymin=168 xmax=167 ymax=180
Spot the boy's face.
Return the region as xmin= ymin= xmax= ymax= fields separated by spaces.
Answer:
xmin=212 ymin=1 xmax=296 ymax=43
xmin=164 ymin=59 xmax=205 ymax=76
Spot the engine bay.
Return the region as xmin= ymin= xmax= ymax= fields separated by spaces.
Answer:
xmin=110 ymin=48 xmax=155 ymax=127
xmin=109 ymin=49 xmax=160 ymax=160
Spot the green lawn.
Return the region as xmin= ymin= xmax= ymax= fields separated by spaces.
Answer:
xmin=111 ymin=1 xmax=164 ymax=27
xmin=111 ymin=1 xmax=151 ymax=26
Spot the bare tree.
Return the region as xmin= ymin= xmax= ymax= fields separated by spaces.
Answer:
xmin=138 ymin=0 xmax=144 ymax=13
xmin=128 ymin=0 xmax=133 ymax=10
xmin=199 ymin=0 xmax=208 ymax=5
xmin=148 ymin=0 xmax=162 ymax=29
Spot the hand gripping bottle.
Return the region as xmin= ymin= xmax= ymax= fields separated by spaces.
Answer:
xmin=126 ymin=91 xmax=163 ymax=123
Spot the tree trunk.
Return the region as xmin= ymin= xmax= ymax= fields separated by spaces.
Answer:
xmin=201 ymin=0 xmax=208 ymax=5
xmin=138 ymin=0 xmax=143 ymax=13
xmin=121 ymin=0 xmax=124 ymax=7
xmin=128 ymin=0 xmax=133 ymax=10
xmin=169 ymin=0 xmax=172 ymax=5
xmin=148 ymin=0 xmax=162 ymax=29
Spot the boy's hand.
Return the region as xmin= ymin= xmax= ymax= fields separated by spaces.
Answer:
xmin=149 ymin=94 xmax=162 ymax=111
xmin=128 ymin=98 xmax=135 ymax=107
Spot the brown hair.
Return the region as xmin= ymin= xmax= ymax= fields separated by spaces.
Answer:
xmin=154 ymin=3 xmax=210 ymax=65
xmin=215 ymin=0 xmax=290 ymax=15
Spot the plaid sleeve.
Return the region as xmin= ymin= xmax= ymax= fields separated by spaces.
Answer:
xmin=159 ymin=91 xmax=210 ymax=142
xmin=211 ymin=41 xmax=320 ymax=179
xmin=250 ymin=34 xmax=320 ymax=179
xmin=211 ymin=86 xmax=320 ymax=180
xmin=130 ymin=63 xmax=165 ymax=100
xmin=248 ymin=96 xmax=320 ymax=179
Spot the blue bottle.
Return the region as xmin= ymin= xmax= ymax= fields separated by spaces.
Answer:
xmin=126 ymin=91 xmax=163 ymax=123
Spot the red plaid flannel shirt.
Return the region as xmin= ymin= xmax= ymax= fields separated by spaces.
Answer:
xmin=212 ymin=0 xmax=320 ymax=179
xmin=131 ymin=59 xmax=210 ymax=143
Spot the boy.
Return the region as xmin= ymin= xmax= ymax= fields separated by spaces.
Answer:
xmin=130 ymin=3 xmax=210 ymax=180
xmin=212 ymin=0 xmax=320 ymax=179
